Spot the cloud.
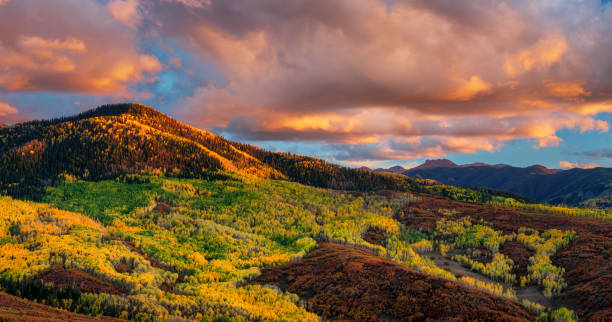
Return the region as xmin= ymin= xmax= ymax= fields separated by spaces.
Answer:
xmin=0 ymin=101 xmax=18 ymax=117
xmin=156 ymin=0 xmax=612 ymax=161
xmin=177 ymin=87 xmax=608 ymax=158
xmin=162 ymin=0 xmax=211 ymax=8
xmin=107 ymin=0 xmax=141 ymax=28
xmin=0 ymin=0 xmax=161 ymax=96
xmin=576 ymin=148 xmax=612 ymax=159
xmin=545 ymin=81 xmax=591 ymax=99
xmin=162 ymin=0 xmax=610 ymax=113
xmin=4 ymin=0 xmax=612 ymax=163
xmin=503 ymin=34 xmax=568 ymax=76
xmin=559 ymin=161 xmax=600 ymax=169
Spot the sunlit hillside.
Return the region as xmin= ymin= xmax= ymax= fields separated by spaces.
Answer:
xmin=1 ymin=172 xmax=609 ymax=320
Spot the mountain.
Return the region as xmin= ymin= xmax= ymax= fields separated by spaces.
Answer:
xmin=374 ymin=165 xmax=407 ymax=173
xmin=0 ymin=104 xmax=610 ymax=321
xmin=409 ymin=159 xmax=458 ymax=170
xmin=404 ymin=160 xmax=612 ymax=207
xmin=0 ymin=103 xmax=429 ymax=198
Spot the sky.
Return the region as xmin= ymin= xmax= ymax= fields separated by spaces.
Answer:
xmin=1 ymin=0 xmax=612 ymax=170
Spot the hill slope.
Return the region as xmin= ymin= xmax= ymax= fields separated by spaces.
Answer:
xmin=255 ymin=242 xmax=534 ymax=321
xmin=0 ymin=291 xmax=120 ymax=321
xmin=0 ymin=103 xmax=282 ymax=196
xmin=404 ymin=160 xmax=612 ymax=207
xmin=0 ymin=103 xmax=431 ymax=198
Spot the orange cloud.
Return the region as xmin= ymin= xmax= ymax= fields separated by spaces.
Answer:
xmin=107 ymin=0 xmax=141 ymax=28
xmin=504 ymin=34 xmax=568 ymax=76
xmin=569 ymin=100 xmax=612 ymax=115
xmin=4 ymin=0 xmax=612 ymax=162
xmin=444 ymin=76 xmax=493 ymax=101
xmin=559 ymin=161 xmax=600 ymax=169
xmin=0 ymin=0 xmax=162 ymax=96
xmin=193 ymin=26 xmax=268 ymax=81
xmin=0 ymin=36 xmax=87 ymax=88
xmin=0 ymin=101 xmax=18 ymax=117
xmin=179 ymin=86 xmax=608 ymax=159
xmin=20 ymin=36 xmax=86 ymax=53
xmin=87 ymin=55 xmax=161 ymax=93
xmin=0 ymin=36 xmax=161 ymax=93
xmin=545 ymin=81 xmax=590 ymax=99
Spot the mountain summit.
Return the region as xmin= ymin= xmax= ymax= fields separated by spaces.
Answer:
xmin=409 ymin=159 xmax=458 ymax=170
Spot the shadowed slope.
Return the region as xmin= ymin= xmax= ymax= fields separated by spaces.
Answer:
xmin=255 ymin=242 xmax=534 ymax=321
xmin=0 ymin=291 xmax=120 ymax=321
xmin=404 ymin=161 xmax=612 ymax=207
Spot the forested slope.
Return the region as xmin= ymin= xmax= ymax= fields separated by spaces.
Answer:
xmin=0 ymin=103 xmax=513 ymax=201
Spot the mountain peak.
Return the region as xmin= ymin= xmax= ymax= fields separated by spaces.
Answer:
xmin=410 ymin=159 xmax=458 ymax=171
xmin=526 ymin=164 xmax=556 ymax=174
xmin=373 ymin=165 xmax=407 ymax=174
xmin=72 ymin=103 xmax=164 ymax=121
xmin=16 ymin=103 xmax=168 ymax=130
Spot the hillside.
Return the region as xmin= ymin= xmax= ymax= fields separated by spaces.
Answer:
xmin=404 ymin=160 xmax=612 ymax=207
xmin=255 ymin=242 xmax=534 ymax=321
xmin=1 ymin=103 xmax=535 ymax=204
xmin=0 ymin=103 xmax=435 ymax=199
xmin=0 ymin=104 xmax=610 ymax=321
xmin=1 ymin=174 xmax=607 ymax=320
xmin=0 ymin=291 xmax=120 ymax=321
xmin=0 ymin=103 xmax=281 ymax=197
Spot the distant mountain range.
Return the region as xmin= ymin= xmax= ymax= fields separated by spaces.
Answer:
xmin=373 ymin=165 xmax=408 ymax=173
xmin=375 ymin=159 xmax=612 ymax=208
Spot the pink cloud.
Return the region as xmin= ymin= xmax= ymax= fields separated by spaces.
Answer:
xmin=107 ymin=0 xmax=141 ymax=28
xmin=559 ymin=161 xmax=600 ymax=169
xmin=0 ymin=0 xmax=161 ymax=96
xmin=159 ymin=0 xmax=612 ymax=161
xmin=3 ymin=0 xmax=612 ymax=162
xmin=0 ymin=101 xmax=18 ymax=117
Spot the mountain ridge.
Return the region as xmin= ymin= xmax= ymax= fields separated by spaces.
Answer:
xmin=402 ymin=159 xmax=612 ymax=207
xmin=0 ymin=103 xmax=430 ymax=198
